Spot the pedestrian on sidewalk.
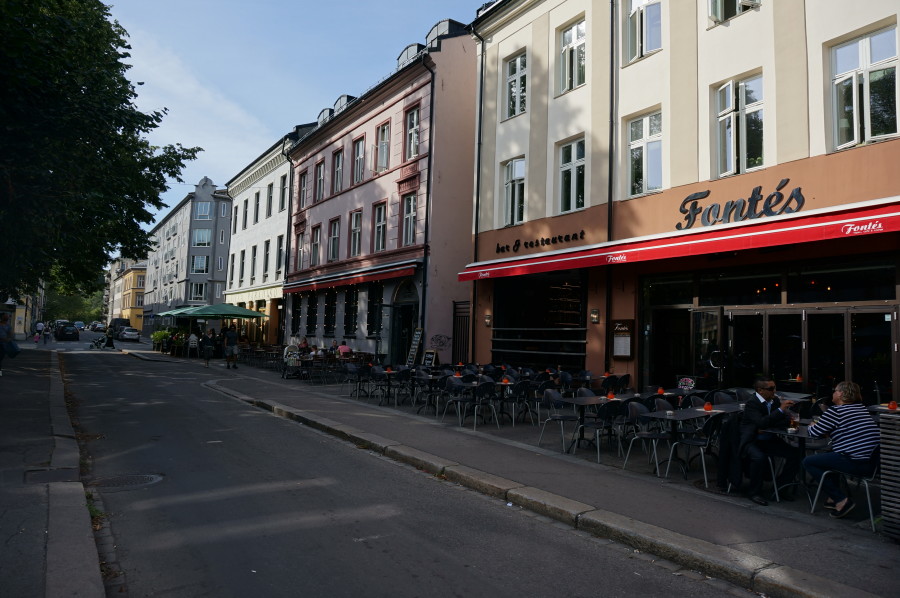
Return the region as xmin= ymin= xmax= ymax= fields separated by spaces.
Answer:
xmin=104 ymin=326 xmax=115 ymax=349
xmin=35 ymin=321 xmax=44 ymax=344
xmin=224 ymin=325 xmax=238 ymax=369
xmin=804 ymin=381 xmax=880 ymax=519
xmin=43 ymin=323 xmax=51 ymax=344
xmin=199 ymin=329 xmax=215 ymax=368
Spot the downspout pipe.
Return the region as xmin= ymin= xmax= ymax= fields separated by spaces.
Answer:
xmin=419 ymin=55 xmax=436 ymax=332
xmin=280 ymin=135 xmax=295 ymax=345
xmin=469 ymin=23 xmax=487 ymax=364
xmin=604 ymin=1 xmax=618 ymax=373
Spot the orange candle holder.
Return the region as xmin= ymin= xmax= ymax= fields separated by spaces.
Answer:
xmin=703 ymin=402 xmax=713 ymax=411
xmin=657 ymin=387 xmax=665 ymax=395
xmin=889 ymin=400 xmax=898 ymax=411
xmin=606 ymin=392 xmax=615 ymax=400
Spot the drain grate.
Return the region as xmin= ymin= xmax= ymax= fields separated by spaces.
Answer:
xmin=87 ymin=474 xmax=164 ymax=492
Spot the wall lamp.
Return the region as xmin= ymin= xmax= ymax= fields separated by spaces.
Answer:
xmin=590 ymin=309 xmax=600 ymax=324
xmin=484 ymin=313 xmax=492 ymax=327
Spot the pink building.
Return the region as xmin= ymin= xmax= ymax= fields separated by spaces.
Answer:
xmin=284 ymin=20 xmax=476 ymax=365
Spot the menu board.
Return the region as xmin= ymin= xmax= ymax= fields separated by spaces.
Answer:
xmin=405 ymin=328 xmax=424 ymax=367
xmin=612 ymin=319 xmax=634 ymax=359
xmin=422 ymin=350 xmax=439 ymax=367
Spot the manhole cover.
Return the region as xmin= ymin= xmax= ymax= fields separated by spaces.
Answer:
xmin=87 ymin=474 xmax=164 ymax=492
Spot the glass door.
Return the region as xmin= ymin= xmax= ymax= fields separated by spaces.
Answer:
xmin=768 ymin=313 xmax=803 ymax=391
xmin=851 ymin=311 xmax=894 ymax=404
xmin=807 ymin=312 xmax=845 ymax=397
xmin=727 ymin=312 xmax=763 ymax=388
xmin=692 ymin=308 xmax=723 ymax=389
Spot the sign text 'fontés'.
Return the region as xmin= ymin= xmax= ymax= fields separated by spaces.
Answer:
xmin=676 ymin=178 xmax=805 ymax=230
xmin=496 ymin=230 xmax=586 ymax=254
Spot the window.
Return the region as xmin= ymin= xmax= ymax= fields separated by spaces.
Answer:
xmin=353 ymin=138 xmax=365 ymax=184
xmin=215 ymin=283 xmax=221 ymax=299
xmin=628 ymin=111 xmax=662 ymax=196
xmin=192 ymin=228 xmax=211 ymax=247
xmin=376 ymin=122 xmax=390 ymax=172
xmin=504 ymin=158 xmax=525 ymax=225
xmin=506 ymin=53 xmax=527 ymax=118
xmin=405 ymin=107 xmax=420 ymax=161
xmin=306 ymin=293 xmax=318 ymax=336
xmin=366 ymin=281 xmax=384 ymax=336
xmin=190 ymin=255 xmax=209 ymax=274
xmin=250 ymin=245 xmax=257 ymax=282
xmin=266 ymin=183 xmax=273 ymax=218
xmin=343 ymin=287 xmax=359 ymax=336
xmin=239 ymin=250 xmax=246 ymax=284
xmin=327 ymin=218 xmax=340 ymax=262
xmin=242 ymin=199 xmax=248 ymax=229
xmin=253 ymin=191 xmax=260 ymax=223
xmin=233 ymin=207 xmax=238 ymax=233
xmin=314 ymin=162 xmax=325 ymax=202
xmin=333 ymin=150 xmax=344 ymax=194
xmin=402 ymin=194 xmax=416 ymax=246
xmin=560 ymin=19 xmax=586 ymax=93
xmin=709 ymin=0 xmax=759 ymax=24
xmin=294 ymin=232 xmax=303 ymax=271
xmin=229 ymin=254 xmax=235 ymax=287
xmin=349 ymin=210 xmax=362 ymax=257
xmin=190 ymin=283 xmax=205 ymax=301
xmin=221 ymin=202 xmax=228 ymax=217
xmin=627 ymin=1 xmax=661 ymax=62
xmin=135 ymin=294 xmax=144 ymax=307
xmin=194 ymin=201 xmax=211 ymax=220
xmin=276 ymin=235 xmax=284 ymax=274
xmin=217 ymin=256 xmax=224 ymax=271
xmin=373 ymin=203 xmax=386 ymax=252
xmin=716 ymin=74 xmax=764 ymax=176
xmin=559 ymin=139 xmax=585 ymax=212
xmin=832 ymin=27 xmax=898 ymax=149
xmin=298 ymin=171 xmax=308 ymax=209
xmin=279 ymin=174 xmax=288 ymax=211
xmin=136 ymin=275 xmax=145 ymax=288
xmin=219 ymin=229 xmax=225 ymax=244
xmin=263 ymin=240 xmax=270 ymax=280
xmin=324 ymin=290 xmax=337 ymax=335
xmin=310 ymin=225 xmax=321 ymax=267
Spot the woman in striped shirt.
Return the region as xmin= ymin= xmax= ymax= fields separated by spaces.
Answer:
xmin=804 ymin=381 xmax=880 ymax=519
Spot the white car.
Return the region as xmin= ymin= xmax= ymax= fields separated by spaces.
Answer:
xmin=118 ymin=327 xmax=141 ymax=342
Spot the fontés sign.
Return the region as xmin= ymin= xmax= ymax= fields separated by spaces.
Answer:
xmin=676 ymin=178 xmax=804 ymax=230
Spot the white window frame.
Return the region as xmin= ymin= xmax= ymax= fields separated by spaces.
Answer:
xmin=832 ymin=27 xmax=898 ymax=150
xmin=263 ymin=239 xmax=270 ymax=280
xmin=239 ymin=250 xmax=245 ymax=284
xmin=250 ymin=245 xmax=257 ymax=282
xmin=194 ymin=201 xmax=211 ymax=220
xmin=504 ymin=158 xmax=525 ymax=225
xmin=559 ymin=139 xmax=585 ymax=213
xmin=349 ymin=211 xmax=362 ymax=257
xmin=217 ymin=256 xmax=224 ymax=271
xmin=627 ymin=1 xmax=662 ymax=63
xmin=405 ymin=108 xmax=420 ymax=161
xmin=402 ymin=194 xmax=416 ymax=246
xmin=505 ymin=53 xmax=527 ymax=118
xmin=327 ymin=219 xmax=340 ymax=262
xmin=229 ymin=254 xmax=235 ymax=287
xmin=314 ymin=162 xmax=325 ymax=202
xmin=332 ymin=150 xmax=344 ymax=194
xmin=299 ymin=171 xmax=308 ymax=209
xmin=709 ymin=0 xmax=759 ymax=25
xmin=221 ymin=202 xmax=228 ymax=217
xmin=192 ymin=228 xmax=211 ymax=247
xmin=190 ymin=255 xmax=209 ymax=274
xmin=219 ymin=229 xmax=225 ymax=244
xmin=559 ymin=19 xmax=586 ymax=93
xmin=716 ymin=74 xmax=764 ymax=177
xmin=253 ymin=191 xmax=260 ymax=223
xmin=353 ymin=138 xmax=366 ymax=184
xmin=266 ymin=183 xmax=274 ymax=217
xmin=279 ymin=174 xmax=288 ymax=211
xmin=310 ymin=226 xmax=321 ymax=267
xmin=373 ymin=203 xmax=386 ymax=252
xmin=628 ymin=111 xmax=663 ymax=197
xmin=376 ymin=122 xmax=390 ymax=172
xmin=276 ymin=235 xmax=284 ymax=275
xmin=294 ymin=233 xmax=303 ymax=271
xmin=189 ymin=282 xmax=206 ymax=302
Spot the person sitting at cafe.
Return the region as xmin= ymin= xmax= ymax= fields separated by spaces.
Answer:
xmin=803 ymin=380 xmax=880 ymax=519
xmin=298 ymin=337 xmax=310 ymax=354
xmin=739 ymin=376 xmax=802 ymax=505
xmin=308 ymin=345 xmax=322 ymax=357
xmin=338 ymin=341 xmax=352 ymax=355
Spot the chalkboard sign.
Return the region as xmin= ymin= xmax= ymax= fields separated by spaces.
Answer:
xmin=405 ymin=328 xmax=424 ymax=367
xmin=422 ymin=350 xmax=439 ymax=368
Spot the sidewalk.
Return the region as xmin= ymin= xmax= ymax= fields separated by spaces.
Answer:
xmin=124 ymin=348 xmax=896 ymax=598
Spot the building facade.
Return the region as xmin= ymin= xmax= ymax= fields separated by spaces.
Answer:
xmin=283 ymin=19 xmax=477 ymax=364
xmin=225 ymin=127 xmax=313 ymax=345
xmin=462 ymin=0 xmax=899 ymax=401
xmin=143 ymin=177 xmax=232 ymax=333
xmin=119 ymin=262 xmax=147 ymax=332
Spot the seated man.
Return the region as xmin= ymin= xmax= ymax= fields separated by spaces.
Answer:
xmin=739 ymin=376 xmax=803 ymax=505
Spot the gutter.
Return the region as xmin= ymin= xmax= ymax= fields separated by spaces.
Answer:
xmin=469 ymin=22 xmax=487 ymax=364
xmin=604 ymin=1 xmax=618 ymax=373
xmin=420 ymin=55 xmax=437 ymax=331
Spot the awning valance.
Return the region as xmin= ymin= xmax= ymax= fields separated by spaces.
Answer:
xmin=284 ymin=262 xmax=418 ymax=294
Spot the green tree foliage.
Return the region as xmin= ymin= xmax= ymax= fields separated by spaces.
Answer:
xmin=0 ymin=0 xmax=201 ymax=298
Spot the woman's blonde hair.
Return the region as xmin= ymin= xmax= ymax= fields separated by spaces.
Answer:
xmin=835 ymin=380 xmax=861 ymax=404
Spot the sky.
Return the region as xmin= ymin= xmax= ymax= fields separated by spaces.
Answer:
xmin=106 ymin=0 xmax=483 ymax=225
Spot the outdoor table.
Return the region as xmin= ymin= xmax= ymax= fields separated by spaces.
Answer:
xmin=557 ymin=394 xmax=608 ymax=453
xmin=645 ymin=408 xmax=715 ymax=475
xmin=414 ymin=373 xmax=444 ymax=415
xmin=763 ymin=424 xmax=813 ymax=503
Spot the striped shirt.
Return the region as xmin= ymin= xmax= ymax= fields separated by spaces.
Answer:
xmin=807 ymin=403 xmax=880 ymax=460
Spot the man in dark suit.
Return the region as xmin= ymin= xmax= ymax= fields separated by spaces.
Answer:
xmin=739 ymin=376 xmax=802 ymax=505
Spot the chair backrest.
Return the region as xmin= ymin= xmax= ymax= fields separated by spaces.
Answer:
xmin=558 ymin=371 xmax=573 ymax=387
xmin=615 ymin=373 xmax=631 ymax=393
xmin=511 ymin=380 xmax=531 ymax=398
xmin=599 ymin=375 xmax=619 ymax=392
xmin=543 ymin=389 xmax=563 ymax=406
xmin=690 ymin=395 xmax=707 ymax=408
xmin=655 ymin=397 xmax=675 ymax=411
xmin=713 ymin=391 xmax=737 ymax=405
xmin=576 ymin=387 xmax=596 ymax=397
xmin=627 ymin=400 xmax=650 ymax=422
xmin=701 ymin=411 xmax=726 ymax=439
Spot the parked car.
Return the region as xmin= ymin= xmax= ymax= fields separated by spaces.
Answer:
xmin=55 ymin=325 xmax=79 ymax=341
xmin=74 ymin=321 xmax=85 ymax=331
xmin=93 ymin=323 xmax=106 ymax=332
xmin=118 ymin=327 xmax=140 ymax=342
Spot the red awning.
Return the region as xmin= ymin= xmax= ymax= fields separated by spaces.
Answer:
xmin=459 ymin=201 xmax=900 ymax=281
xmin=284 ymin=266 xmax=416 ymax=294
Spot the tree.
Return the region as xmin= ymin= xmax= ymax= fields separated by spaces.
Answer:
xmin=0 ymin=0 xmax=201 ymax=298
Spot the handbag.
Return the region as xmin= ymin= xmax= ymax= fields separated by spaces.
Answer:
xmin=5 ymin=340 xmax=21 ymax=358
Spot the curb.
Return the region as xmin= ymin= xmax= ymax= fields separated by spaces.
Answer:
xmin=205 ymin=383 xmax=885 ymax=598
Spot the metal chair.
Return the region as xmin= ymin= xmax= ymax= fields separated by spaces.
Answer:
xmin=810 ymin=448 xmax=880 ymax=532
xmin=622 ymin=401 xmax=670 ymax=476
xmin=665 ymin=412 xmax=726 ymax=488
xmin=537 ymin=390 xmax=578 ymax=452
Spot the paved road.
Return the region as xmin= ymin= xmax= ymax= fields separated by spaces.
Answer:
xmin=64 ymin=351 xmax=754 ymax=597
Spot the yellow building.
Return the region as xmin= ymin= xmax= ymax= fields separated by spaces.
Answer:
xmin=119 ymin=262 xmax=147 ymax=333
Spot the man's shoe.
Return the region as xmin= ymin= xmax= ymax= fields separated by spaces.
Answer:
xmin=750 ymin=495 xmax=769 ymax=506
xmin=831 ymin=499 xmax=855 ymax=518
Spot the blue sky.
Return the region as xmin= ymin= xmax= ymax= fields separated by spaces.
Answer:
xmin=106 ymin=0 xmax=482 ymax=223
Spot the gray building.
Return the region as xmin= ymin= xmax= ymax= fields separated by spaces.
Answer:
xmin=143 ymin=177 xmax=232 ymax=332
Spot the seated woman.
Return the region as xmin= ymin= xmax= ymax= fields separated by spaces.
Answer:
xmin=803 ymin=380 xmax=880 ymax=518
xmin=298 ymin=336 xmax=310 ymax=354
